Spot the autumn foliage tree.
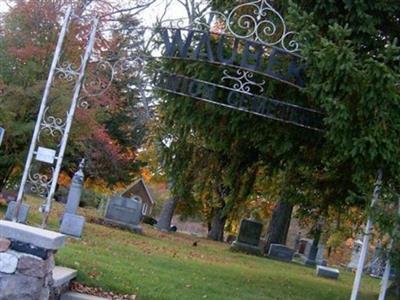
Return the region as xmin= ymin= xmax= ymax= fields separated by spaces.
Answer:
xmin=0 ymin=0 xmax=144 ymax=190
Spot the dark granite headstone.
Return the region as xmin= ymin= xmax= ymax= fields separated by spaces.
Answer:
xmin=104 ymin=196 xmax=143 ymax=232
xmin=237 ymin=219 xmax=263 ymax=246
xmin=268 ymin=244 xmax=295 ymax=262
xmin=231 ymin=219 xmax=263 ymax=255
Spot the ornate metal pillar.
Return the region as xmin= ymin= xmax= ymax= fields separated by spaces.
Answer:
xmin=12 ymin=6 xmax=73 ymax=222
xmin=12 ymin=6 xmax=100 ymax=228
xmin=40 ymin=17 xmax=99 ymax=227
xmin=351 ymin=170 xmax=383 ymax=300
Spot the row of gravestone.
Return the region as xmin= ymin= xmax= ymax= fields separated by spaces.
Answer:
xmin=4 ymin=193 xmax=146 ymax=237
xmin=230 ymin=219 xmax=397 ymax=280
xmin=3 ymin=161 xmax=87 ymax=237
xmin=230 ymin=219 xmax=340 ymax=279
xmin=2 ymin=161 xmax=148 ymax=238
xmin=231 ymin=219 xmax=298 ymax=260
xmin=231 ymin=219 xmax=333 ymax=264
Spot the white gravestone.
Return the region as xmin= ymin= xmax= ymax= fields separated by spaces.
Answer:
xmin=316 ymin=265 xmax=340 ymax=280
xmin=316 ymin=244 xmax=327 ymax=266
xmin=348 ymin=240 xmax=363 ymax=270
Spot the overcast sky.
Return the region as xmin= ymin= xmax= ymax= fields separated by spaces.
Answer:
xmin=135 ymin=0 xmax=188 ymax=26
xmin=0 ymin=0 xmax=187 ymax=24
xmin=0 ymin=1 xmax=7 ymax=12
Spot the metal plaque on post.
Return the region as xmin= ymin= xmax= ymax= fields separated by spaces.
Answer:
xmin=35 ymin=147 xmax=57 ymax=164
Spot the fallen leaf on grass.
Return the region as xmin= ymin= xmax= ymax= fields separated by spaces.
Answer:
xmin=71 ymin=282 xmax=136 ymax=300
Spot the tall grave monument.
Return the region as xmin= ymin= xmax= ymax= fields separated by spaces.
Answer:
xmin=59 ymin=159 xmax=86 ymax=238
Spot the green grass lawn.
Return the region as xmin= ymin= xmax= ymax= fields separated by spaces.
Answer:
xmin=0 ymin=198 xmax=387 ymax=300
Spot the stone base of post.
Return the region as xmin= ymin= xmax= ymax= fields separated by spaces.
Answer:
xmin=0 ymin=220 xmax=65 ymax=300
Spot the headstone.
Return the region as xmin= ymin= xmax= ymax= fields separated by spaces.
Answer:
xmin=60 ymin=213 xmax=85 ymax=238
xmin=104 ymin=196 xmax=143 ymax=233
xmin=347 ymin=240 xmax=363 ymax=270
xmin=316 ymin=265 xmax=340 ymax=280
xmin=315 ymin=244 xmax=327 ymax=266
xmin=60 ymin=160 xmax=85 ymax=238
xmin=305 ymin=239 xmax=320 ymax=266
xmin=268 ymin=244 xmax=295 ymax=262
xmin=230 ymin=219 xmax=262 ymax=255
xmin=237 ymin=219 xmax=263 ymax=245
xmin=298 ymin=238 xmax=313 ymax=257
xmin=65 ymin=160 xmax=84 ymax=215
xmin=4 ymin=201 xmax=30 ymax=223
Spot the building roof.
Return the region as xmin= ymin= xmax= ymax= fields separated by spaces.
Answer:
xmin=121 ymin=178 xmax=155 ymax=205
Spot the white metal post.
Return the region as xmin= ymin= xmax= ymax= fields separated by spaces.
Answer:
xmin=379 ymin=257 xmax=391 ymax=300
xmin=351 ymin=170 xmax=383 ymax=300
xmin=378 ymin=198 xmax=400 ymax=300
xmin=0 ymin=127 xmax=4 ymax=147
xmin=12 ymin=6 xmax=72 ymax=222
xmin=41 ymin=17 xmax=99 ymax=228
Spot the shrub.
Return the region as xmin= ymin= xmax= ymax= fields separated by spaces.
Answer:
xmin=80 ymin=189 xmax=106 ymax=208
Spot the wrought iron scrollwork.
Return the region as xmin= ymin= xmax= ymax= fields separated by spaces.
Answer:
xmin=82 ymin=60 xmax=114 ymax=97
xmin=222 ymin=69 xmax=265 ymax=94
xmin=27 ymin=170 xmax=53 ymax=197
xmin=56 ymin=61 xmax=82 ymax=82
xmin=38 ymin=107 xmax=67 ymax=141
xmin=77 ymin=60 xmax=114 ymax=108
xmin=192 ymin=11 xmax=227 ymax=32
xmin=226 ymin=0 xmax=299 ymax=52
xmin=113 ymin=56 xmax=145 ymax=82
xmin=78 ymin=56 xmax=147 ymax=108
xmin=192 ymin=0 xmax=300 ymax=53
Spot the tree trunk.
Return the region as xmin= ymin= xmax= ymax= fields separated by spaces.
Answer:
xmin=155 ymin=197 xmax=178 ymax=232
xmin=265 ymin=200 xmax=293 ymax=253
xmin=307 ymin=225 xmax=322 ymax=263
xmin=208 ymin=207 xmax=227 ymax=242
